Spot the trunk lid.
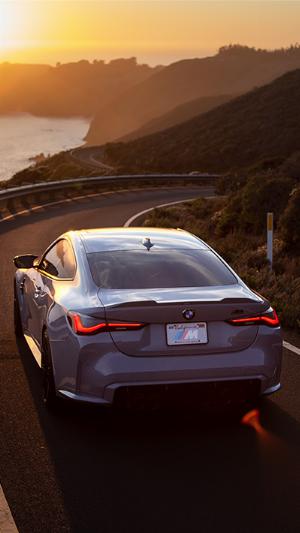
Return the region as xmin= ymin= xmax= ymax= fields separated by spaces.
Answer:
xmin=98 ymin=285 xmax=268 ymax=356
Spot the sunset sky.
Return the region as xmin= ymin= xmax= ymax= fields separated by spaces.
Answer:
xmin=1 ymin=1 xmax=300 ymax=65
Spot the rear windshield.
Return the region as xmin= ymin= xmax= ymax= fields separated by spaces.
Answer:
xmin=87 ymin=249 xmax=237 ymax=289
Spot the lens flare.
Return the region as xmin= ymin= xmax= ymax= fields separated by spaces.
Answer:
xmin=241 ymin=405 xmax=289 ymax=479
xmin=241 ymin=408 xmax=261 ymax=431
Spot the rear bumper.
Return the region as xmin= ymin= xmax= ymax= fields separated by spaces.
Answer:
xmin=53 ymin=327 xmax=282 ymax=406
xmin=262 ymin=382 xmax=281 ymax=395
xmin=58 ymin=378 xmax=281 ymax=407
xmin=50 ymin=318 xmax=282 ymax=405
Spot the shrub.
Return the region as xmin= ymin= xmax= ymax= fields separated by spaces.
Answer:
xmin=279 ymin=187 xmax=300 ymax=251
xmin=280 ymin=151 xmax=300 ymax=180
xmin=216 ymin=174 xmax=294 ymax=235
xmin=143 ymin=195 xmax=300 ymax=330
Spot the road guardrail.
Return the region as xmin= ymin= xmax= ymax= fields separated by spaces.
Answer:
xmin=0 ymin=173 xmax=220 ymax=200
xmin=0 ymin=173 xmax=220 ymax=219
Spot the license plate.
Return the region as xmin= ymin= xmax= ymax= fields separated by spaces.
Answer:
xmin=166 ymin=322 xmax=208 ymax=345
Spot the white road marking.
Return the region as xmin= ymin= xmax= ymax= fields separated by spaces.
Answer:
xmin=283 ymin=340 xmax=300 ymax=356
xmin=0 ymin=485 xmax=18 ymax=532
xmin=123 ymin=197 xmax=208 ymax=227
xmin=0 ymin=192 xmax=104 ymax=223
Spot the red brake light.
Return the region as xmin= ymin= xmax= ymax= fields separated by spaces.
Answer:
xmin=71 ymin=314 xmax=106 ymax=334
xmin=228 ymin=308 xmax=280 ymax=327
xmin=107 ymin=322 xmax=145 ymax=331
xmin=68 ymin=312 xmax=145 ymax=335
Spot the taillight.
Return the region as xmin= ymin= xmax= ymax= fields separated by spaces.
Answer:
xmin=227 ymin=308 xmax=280 ymax=328
xmin=68 ymin=312 xmax=145 ymax=335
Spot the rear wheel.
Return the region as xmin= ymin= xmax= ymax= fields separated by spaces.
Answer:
xmin=14 ymin=284 xmax=23 ymax=338
xmin=42 ymin=330 xmax=59 ymax=410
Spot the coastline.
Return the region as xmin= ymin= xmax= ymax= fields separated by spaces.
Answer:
xmin=0 ymin=114 xmax=90 ymax=182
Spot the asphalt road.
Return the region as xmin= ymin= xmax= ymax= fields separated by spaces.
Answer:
xmin=69 ymin=146 xmax=114 ymax=171
xmin=0 ymin=187 xmax=299 ymax=533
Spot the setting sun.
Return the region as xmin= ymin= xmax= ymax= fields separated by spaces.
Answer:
xmin=0 ymin=2 xmax=15 ymax=49
xmin=2 ymin=1 xmax=300 ymax=65
xmin=0 ymin=1 xmax=29 ymax=50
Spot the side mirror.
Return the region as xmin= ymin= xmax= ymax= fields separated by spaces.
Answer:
xmin=13 ymin=254 xmax=38 ymax=269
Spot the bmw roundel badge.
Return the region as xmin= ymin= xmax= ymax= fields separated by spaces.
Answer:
xmin=182 ymin=309 xmax=195 ymax=320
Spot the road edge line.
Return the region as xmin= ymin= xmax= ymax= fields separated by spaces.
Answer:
xmin=0 ymin=484 xmax=18 ymax=532
xmin=283 ymin=340 xmax=300 ymax=356
xmin=123 ymin=197 xmax=203 ymax=227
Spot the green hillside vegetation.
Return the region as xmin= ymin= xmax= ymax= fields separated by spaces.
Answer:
xmin=87 ymin=44 xmax=300 ymax=144
xmin=0 ymin=151 xmax=104 ymax=189
xmin=120 ymin=94 xmax=234 ymax=141
xmin=143 ymin=175 xmax=300 ymax=329
xmin=104 ymin=68 xmax=300 ymax=174
xmin=0 ymin=58 xmax=160 ymax=117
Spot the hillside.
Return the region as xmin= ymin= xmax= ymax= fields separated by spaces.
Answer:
xmin=86 ymin=45 xmax=300 ymax=144
xmin=142 ymin=183 xmax=300 ymax=329
xmin=103 ymin=68 xmax=300 ymax=174
xmin=0 ymin=58 xmax=161 ymax=117
xmin=119 ymin=94 xmax=234 ymax=141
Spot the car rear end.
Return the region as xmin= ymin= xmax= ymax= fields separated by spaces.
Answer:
xmin=56 ymin=228 xmax=282 ymax=408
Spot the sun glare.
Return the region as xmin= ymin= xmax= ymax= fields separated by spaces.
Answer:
xmin=0 ymin=1 xmax=28 ymax=50
xmin=1 ymin=0 xmax=300 ymax=65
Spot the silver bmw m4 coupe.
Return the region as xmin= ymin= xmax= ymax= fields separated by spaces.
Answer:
xmin=13 ymin=227 xmax=282 ymax=410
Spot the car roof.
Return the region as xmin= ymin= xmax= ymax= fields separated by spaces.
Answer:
xmin=72 ymin=227 xmax=208 ymax=253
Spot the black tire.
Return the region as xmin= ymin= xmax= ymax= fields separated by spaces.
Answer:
xmin=42 ymin=330 xmax=60 ymax=410
xmin=14 ymin=284 xmax=23 ymax=338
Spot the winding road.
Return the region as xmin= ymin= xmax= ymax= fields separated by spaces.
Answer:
xmin=0 ymin=187 xmax=300 ymax=533
xmin=69 ymin=146 xmax=114 ymax=172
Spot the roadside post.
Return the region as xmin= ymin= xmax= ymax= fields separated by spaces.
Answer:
xmin=267 ymin=212 xmax=273 ymax=270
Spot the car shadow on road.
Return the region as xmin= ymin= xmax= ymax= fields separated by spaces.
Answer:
xmin=17 ymin=336 xmax=300 ymax=533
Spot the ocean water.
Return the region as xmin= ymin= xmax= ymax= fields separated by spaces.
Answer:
xmin=0 ymin=114 xmax=90 ymax=182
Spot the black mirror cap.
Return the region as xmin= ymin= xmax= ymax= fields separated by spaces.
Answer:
xmin=13 ymin=254 xmax=38 ymax=269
